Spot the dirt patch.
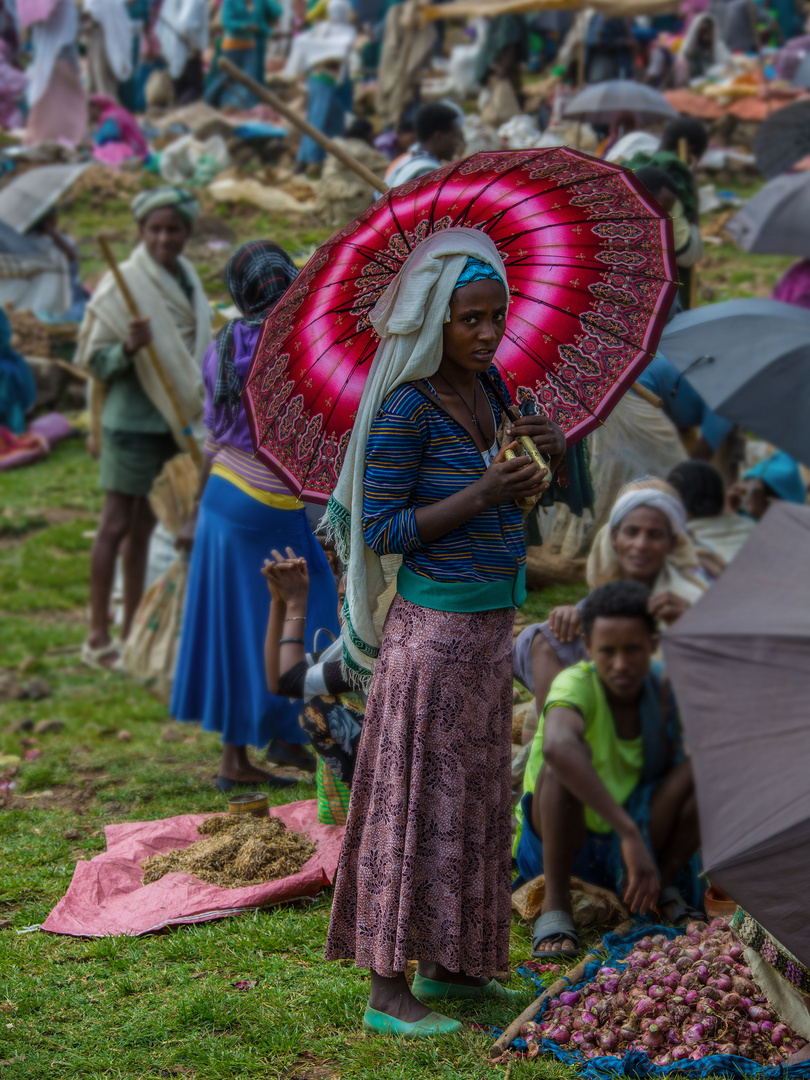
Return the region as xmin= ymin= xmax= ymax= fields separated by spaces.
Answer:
xmin=7 ymin=784 xmax=98 ymax=814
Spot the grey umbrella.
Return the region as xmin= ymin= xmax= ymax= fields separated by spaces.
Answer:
xmin=0 ymin=163 xmax=87 ymax=234
xmin=662 ymin=501 xmax=810 ymax=969
xmin=726 ymin=172 xmax=810 ymax=256
xmin=660 ymin=298 xmax=810 ymax=466
xmin=753 ymin=99 xmax=810 ymax=179
xmin=562 ymin=79 xmax=677 ymax=125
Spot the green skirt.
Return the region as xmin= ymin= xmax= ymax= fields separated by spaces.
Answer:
xmin=99 ymin=428 xmax=178 ymax=498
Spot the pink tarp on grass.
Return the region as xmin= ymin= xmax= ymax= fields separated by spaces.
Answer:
xmin=41 ymin=800 xmax=344 ymax=938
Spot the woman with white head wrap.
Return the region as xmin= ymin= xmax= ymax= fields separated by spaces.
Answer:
xmin=324 ymin=227 xmax=565 ymax=1036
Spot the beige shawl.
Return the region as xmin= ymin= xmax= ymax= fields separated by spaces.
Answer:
xmin=76 ymin=243 xmax=211 ymax=449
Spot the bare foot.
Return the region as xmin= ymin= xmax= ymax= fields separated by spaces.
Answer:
xmin=789 ymin=1044 xmax=810 ymax=1066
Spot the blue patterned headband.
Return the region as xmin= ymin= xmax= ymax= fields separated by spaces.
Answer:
xmin=453 ymin=256 xmax=505 ymax=292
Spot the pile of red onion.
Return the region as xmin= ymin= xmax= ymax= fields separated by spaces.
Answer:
xmin=523 ymin=919 xmax=807 ymax=1066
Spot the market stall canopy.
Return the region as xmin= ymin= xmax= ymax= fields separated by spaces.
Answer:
xmin=0 ymin=163 xmax=88 ymax=235
xmin=423 ymin=0 xmax=679 ymax=21
xmin=662 ymin=501 xmax=810 ymax=970
xmin=563 ymin=79 xmax=677 ymax=124
xmin=726 ymin=171 xmax=810 ymax=257
xmin=661 ymin=299 xmax=810 ymax=467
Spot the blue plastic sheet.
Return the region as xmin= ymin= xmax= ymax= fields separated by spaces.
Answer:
xmin=520 ymin=923 xmax=810 ymax=1078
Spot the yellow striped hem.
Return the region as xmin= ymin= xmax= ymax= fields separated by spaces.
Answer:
xmin=211 ymin=464 xmax=304 ymax=510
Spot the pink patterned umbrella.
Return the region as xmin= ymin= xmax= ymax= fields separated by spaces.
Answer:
xmin=244 ymin=147 xmax=678 ymax=504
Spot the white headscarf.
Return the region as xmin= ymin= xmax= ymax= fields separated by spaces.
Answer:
xmin=327 ymin=227 xmax=508 ymax=685
xmin=608 ymin=486 xmax=687 ymax=536
xmin=587 ymin=477 xmax=707 ymax=611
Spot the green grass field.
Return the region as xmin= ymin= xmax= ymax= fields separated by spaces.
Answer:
xmin=0 ymin=440 xmax=592 ymax=1080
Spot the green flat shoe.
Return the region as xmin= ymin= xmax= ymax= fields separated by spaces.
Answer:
xmin=362 ymin=1005 xmax=462 ymax=1038
xmin=411 ymin=973 xmax=524 ymax=1002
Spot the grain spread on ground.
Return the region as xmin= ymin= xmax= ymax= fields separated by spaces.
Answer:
xmin=141 ymin=814 xmax=317 ymax=889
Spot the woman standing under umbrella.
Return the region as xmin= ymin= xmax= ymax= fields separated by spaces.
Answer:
xmin=171 ymin=241 xmax=339 ymax=791
xmin=324 ymin=228 xmax=566 ymax=1035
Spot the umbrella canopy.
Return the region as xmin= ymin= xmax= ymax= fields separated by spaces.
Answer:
xmin=660 ymin=299 xmax=810 ymax=466
xmin=753 ymin=99 xmax=810 ymax=180
xmin=0 ymin=163 xmax=88 ymax=235
xmin=244 ymin=147 xmax=678 ymax=503
xmin=662 ymin=502 xmax=810 ymax=969
xmin=563 ymin=80 xmax=678 ymax=125
xmin=725 ymin=171 xmax=810 ymax=256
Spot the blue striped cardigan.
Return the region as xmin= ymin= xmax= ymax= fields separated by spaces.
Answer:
xmin=362 ymin=367 xmax=527 ymax=613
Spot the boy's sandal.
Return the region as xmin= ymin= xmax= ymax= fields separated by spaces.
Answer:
xmin=658 ymin=885 xmax=707 ymax=925
xmin=531 ymin=910 xmax=581 ymax=959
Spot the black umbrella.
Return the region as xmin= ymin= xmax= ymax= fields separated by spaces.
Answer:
xmin=662 ymin=502 xmax=810 ymax=969
xmin=725 ymin=172 xmax=810 ymax=256
xmin=753 ymin=99 xmax=810 ymax=179
xmin=660 ymin=299 xmax=810 ymax=466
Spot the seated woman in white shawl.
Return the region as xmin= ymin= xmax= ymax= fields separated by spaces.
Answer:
xmin=75 ymin=186 xmax=211 ymax=670
xmin=513 ymin=477 xmax=708 ymax=742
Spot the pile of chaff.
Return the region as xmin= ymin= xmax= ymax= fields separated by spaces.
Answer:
xmin=142 ymin=813 xmax=316 ymax=889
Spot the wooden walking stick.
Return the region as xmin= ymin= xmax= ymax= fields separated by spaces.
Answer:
xmin=98 ymin=236 xmax=203 ymax=469
xmin=490 ymin=918 xmax=636 ymax=1059
xmin=217 ymin=58 xmax=391 ymax=193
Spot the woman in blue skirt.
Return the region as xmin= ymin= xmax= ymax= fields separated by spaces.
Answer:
xmin=171 ymin=241 xmax=339 ymax=791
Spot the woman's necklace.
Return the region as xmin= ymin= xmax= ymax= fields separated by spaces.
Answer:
xmin=435 ymin=373 xmax=483 ymax=433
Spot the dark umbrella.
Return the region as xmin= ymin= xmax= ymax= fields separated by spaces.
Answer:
xmin=753 ymin=99 xmax=810 ymax=179
xmin=662 ymin=502 xmax=810 ymax=970
xmin=660 ymin=299 xmax=810 ymax=466
xmin=792 ymin=52 xmax=810 ymax=89
xmin=562 ymin=79 xmax=677 ymax=125
xmin=725 ymin=171 xmax=810 ymax=256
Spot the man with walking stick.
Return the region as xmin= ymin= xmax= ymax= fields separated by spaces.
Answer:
xmin=75 ymin=187 xmax=211 ymax=670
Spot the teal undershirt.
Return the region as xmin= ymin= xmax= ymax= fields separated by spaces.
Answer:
xmin=397 ymin=564 xmax=527 ymax=613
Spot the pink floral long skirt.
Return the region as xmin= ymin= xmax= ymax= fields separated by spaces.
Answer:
xmin=325 ymin=595 xmax=515 ymax=978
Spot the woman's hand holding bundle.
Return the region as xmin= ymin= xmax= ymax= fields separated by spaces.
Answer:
xmin=474 ymin=442 xmax=550 ymax=508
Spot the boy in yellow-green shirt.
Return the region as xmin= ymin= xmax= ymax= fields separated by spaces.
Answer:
xmin=513 ymin=581 xmax=702 ymax=958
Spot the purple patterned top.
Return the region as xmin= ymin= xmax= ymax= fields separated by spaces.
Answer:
xmin=202 ymin=323 xmax=298 ymax=501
